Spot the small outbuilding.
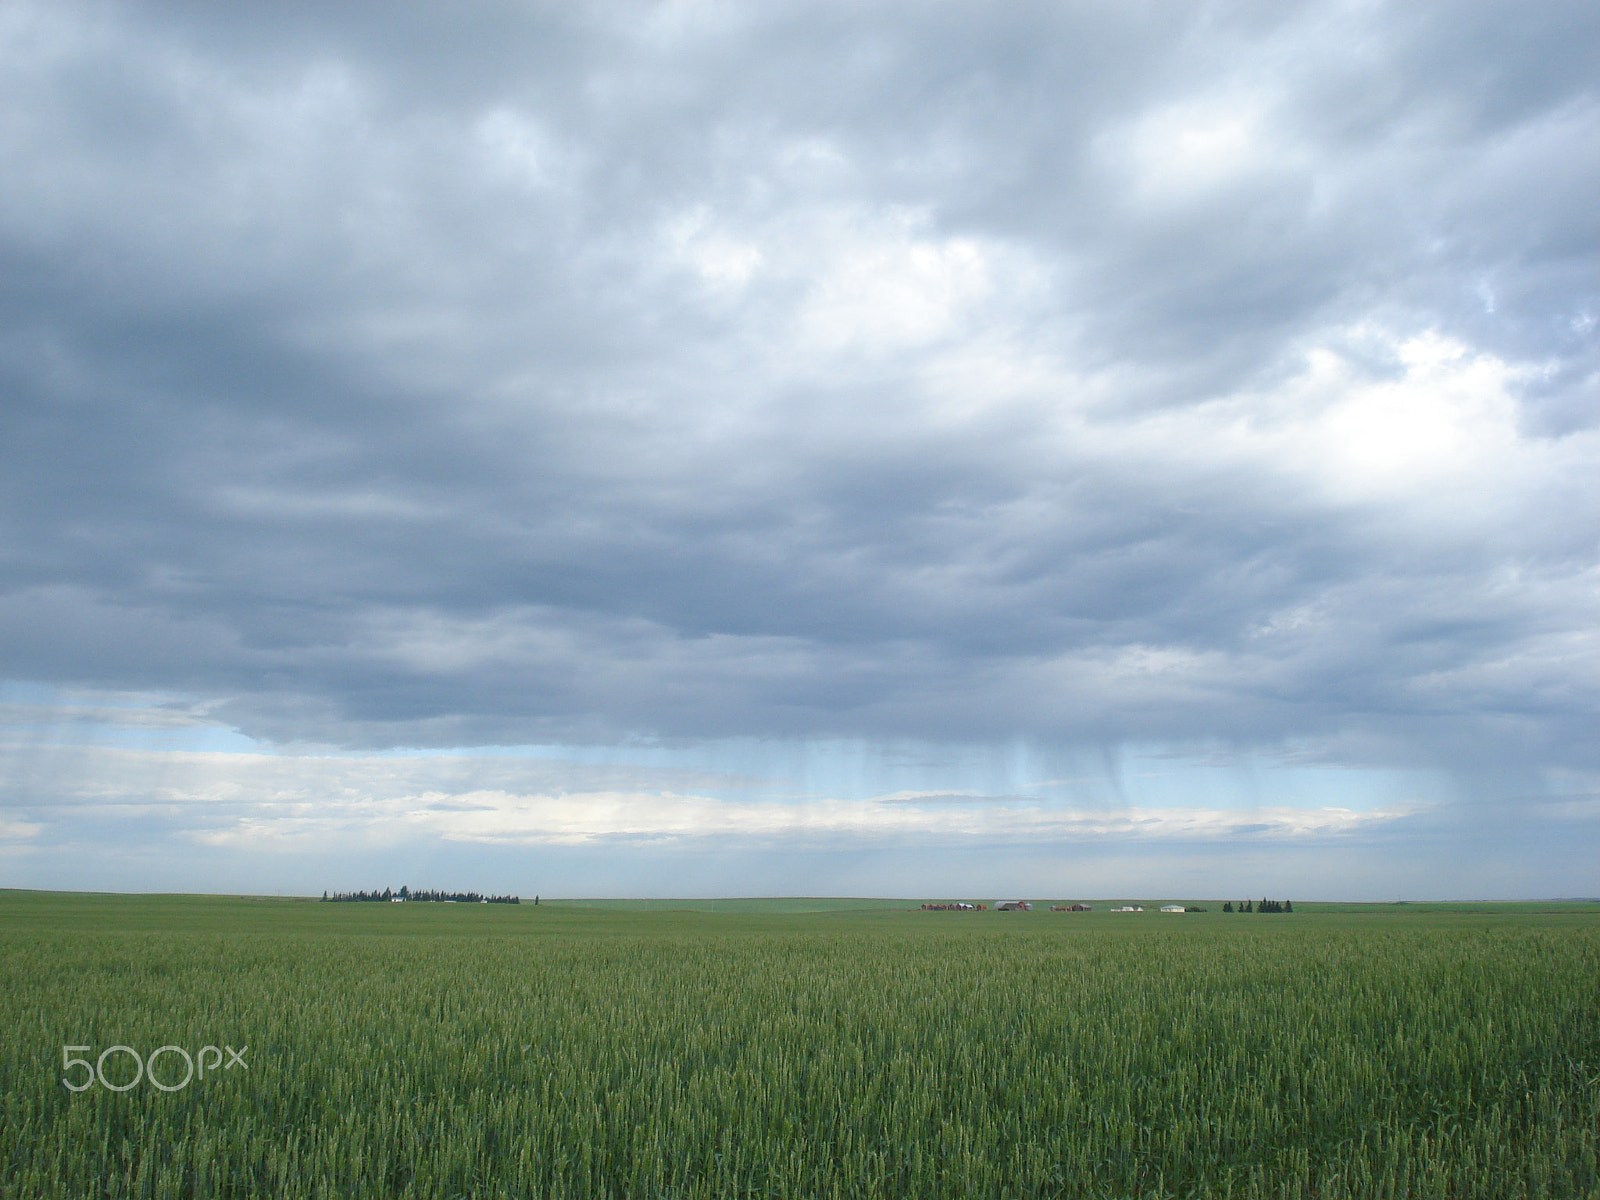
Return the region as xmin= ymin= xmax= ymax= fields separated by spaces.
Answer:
xmin=1160 ymin=904 xmax=1186 ymax=913
xmin=994 ymin=901 xmax=1033 ymax=912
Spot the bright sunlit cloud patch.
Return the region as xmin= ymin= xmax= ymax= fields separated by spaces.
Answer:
xmin=1308 ymin=331 xmax=1524 ymax=494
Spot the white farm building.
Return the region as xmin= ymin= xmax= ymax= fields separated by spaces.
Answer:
xmin=1160 ymin=904 xmax=1186 ymax=913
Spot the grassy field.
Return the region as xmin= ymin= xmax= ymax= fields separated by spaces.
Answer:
xmin=2 ymin=891 xmax=1597 ymax=1198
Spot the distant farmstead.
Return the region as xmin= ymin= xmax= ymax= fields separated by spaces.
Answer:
xmin=994 ymin=901 xmax=1033 ymax=912
xmin=1160 ymin=904 xmax=1186 ymax=913
xmin=323 ymin=888 xmax=520 ymax=904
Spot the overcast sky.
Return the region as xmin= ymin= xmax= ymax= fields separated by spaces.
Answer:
xmin=2 ymin=0 xmax=1596 ymax=900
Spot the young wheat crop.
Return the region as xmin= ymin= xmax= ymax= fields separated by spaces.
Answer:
xmin=2 ymin=896 xmax=1596 ymax=1198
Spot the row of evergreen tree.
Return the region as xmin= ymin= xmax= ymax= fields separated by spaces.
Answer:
xmin=322 ymin=887 xmax=520 ymax=904
xmin=1222 ymin=899 xmax=1292 ymax=913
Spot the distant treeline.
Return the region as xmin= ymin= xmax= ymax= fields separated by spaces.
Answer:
xmin=1223 ymin=899 xmax=1293 ymax=913
xmin=322 ymin=887 xmax=520 ymax=904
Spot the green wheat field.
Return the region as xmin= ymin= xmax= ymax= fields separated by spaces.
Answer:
xmin=2 ymin=891 xmax=1597 ymax=1199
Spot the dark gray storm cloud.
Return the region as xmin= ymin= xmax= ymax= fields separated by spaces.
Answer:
xmin=1 ymin=0 xmax=1596 ymax=790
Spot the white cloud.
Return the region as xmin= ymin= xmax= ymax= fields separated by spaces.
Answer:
xmin=6 ymin=739 xmax=1421 ymax=854
xmin=1108 ymin=88 xmax=1298 ymax=213
xmin=1302 ymin=330 xmax=1524 ymax=495
xmin=797 ymin=211 xmax=995 ymax=352
xmin=0 ymin=817 xmax=42 ymax=842
xmin=661 ymin=204 xmax=764 ymax=290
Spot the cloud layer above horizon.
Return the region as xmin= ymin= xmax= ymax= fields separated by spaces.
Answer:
xmin=2 ymin=1 xmax=1596 ymax=897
